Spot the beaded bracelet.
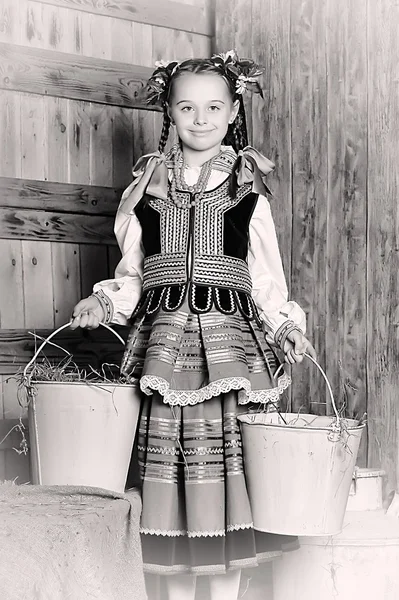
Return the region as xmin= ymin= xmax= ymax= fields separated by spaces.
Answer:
xmin=91 ymin=290 xmax=113 ymax=324
xmin=274 ymin=320 xmax=302 ymax=352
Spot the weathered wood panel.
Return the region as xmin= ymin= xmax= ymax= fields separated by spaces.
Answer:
xmin=0 ymin=239 xmax=25 ymax=329
xmin=0 ymin=42 xmax=157 ymax=109
xmin=0 ymin=326 xmax=128 ymax=374
xmin=326 ymin=0 xmax=368 ymax=465
xmin=31 ymin=0 xmax=213 ymax=36
xmin=0 ymin=177 xmax=121 ymax=214
xmin=289 ymin=0 xmax=328 ymax=413
xmin=0 ymin=208 xmax=115 ymax=244
xmin=367 ymin=0 xmax=399 ymax=498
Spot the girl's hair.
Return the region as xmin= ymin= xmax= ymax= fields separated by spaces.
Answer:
xmin=157 ymin=59 xmax=249 ymax=154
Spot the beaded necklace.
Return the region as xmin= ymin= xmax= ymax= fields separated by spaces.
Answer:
xmin=169 ymin=145 xmax=221 ymax=209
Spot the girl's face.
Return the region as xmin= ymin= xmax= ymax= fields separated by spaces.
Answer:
xmin=168 ymin=73 xmax=239 ymax=161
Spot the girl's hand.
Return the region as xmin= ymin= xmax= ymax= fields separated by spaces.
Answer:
xmin=283 ymin=330 xmax=316 ymax=364
xmin=70 ymin=296 xmax=105 ymax=330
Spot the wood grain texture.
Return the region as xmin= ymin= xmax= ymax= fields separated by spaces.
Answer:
xmin=0 ymin=90 xmax=21 ymax=177
xmin=0 ymin=41 xmax=158 ymax=109
xmin=250 ymin=0 xmax=292 ymax=295
xmin=0 ymin=207 xmax=115 ymax=244
xmin=326 ymin=0 xmax=368 ymax=464
xmin=0 ymin=239 xmax=25 ymax=328
xmin=289 ymin=0 xmax=328 ymax=414
xmin=367 ymin=0 xmax=399 ymax=498
xmin=21 ymin=240 xmax=54 ymax=329
xmin=79 ymin=245 xmax=109 ymax=297
xmin=52 ymin=243 xmax=81 ymax=327
xmin=30 ymin=0 xmax=213 ymax=36
xmin=214 ymin=0 xmax=253 ymax=135
xmin=0 ymin=325 xmax=129 ymax=374
xmin=0 ymin=176 xmax=121 ymax=215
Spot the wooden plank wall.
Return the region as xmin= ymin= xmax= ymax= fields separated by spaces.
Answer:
xmin=216 ymin=0 xmax=399 ymax=499
xmin=0 ymin=0 xmax=212 ymax=483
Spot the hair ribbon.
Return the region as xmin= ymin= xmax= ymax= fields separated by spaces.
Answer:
xmin=236 ymin=147 xmax=275 ymax=196
xmin=119 ymin=152 xmax=169 ymax=214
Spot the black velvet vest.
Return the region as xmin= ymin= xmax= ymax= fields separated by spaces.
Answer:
xmin=132 ymin=178 xmax=260 ymax=320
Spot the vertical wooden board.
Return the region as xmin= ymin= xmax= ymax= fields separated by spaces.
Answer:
xmin=367 ymin=0 xmax=399 ymax=494
xmin=290 ymin=0 xmax=328 ymax=413
xmin=80 ymin=245 xmax=109 ymax=298
xmin=132 ymin=22 xmax=153 ymax=68
xmin=89 ymin=104 xmax=113 ymax=186
xmin=46 ymin=96 xmax=69 ymax=182
xmin=0 ymin=91 xmax=22 ymax=178
xmin=0 ymin=0 xmax=22 ymax=43
xmin=80 ymin=11 xmax=111 ymax=58
xmin=52 ymin=243 xmax=81 ymax=327
xmin=110 ymin=15 xmax=133 ymax=63
xmin=325 ymin=0 xmax=368 ymax=463
xmin=22 ymin=241 xmax=54 ymax=329
xmin=191 ymin=33 xmax=211 ymax=58
xmin=20 ymin=93 xmax=48 ymax=181
xmin=0 ymin=240 xmax=25 ymax=329
xmin=251 ymin=0 xmax=292 ymax=277
xmin=67 ymin=100 xmax=91 ymax=184
xmin=112 ymin=108 xmax=134 ymax=188
xmin=213 ymin=0 xmax=253 ymax=146
xmin=110 ymin=12 xmax=135 ymax=187
xmin=0 ymin=378 xmax=5 ymax=481
xmin=108 ymin=245 xmax=122 ymax=279
xmin=22 ymin=0 xmax=45 ymax=48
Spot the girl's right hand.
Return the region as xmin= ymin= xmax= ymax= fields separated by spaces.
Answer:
xmin=70 ymin=296 xmax=105 ymax=330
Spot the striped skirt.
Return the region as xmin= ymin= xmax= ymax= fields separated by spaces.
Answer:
xmin=122 ymin=301 xmax=296 ymax=575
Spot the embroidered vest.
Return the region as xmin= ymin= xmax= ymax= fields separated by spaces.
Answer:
xmin=133 ymin=178 xmax=260 ymax=320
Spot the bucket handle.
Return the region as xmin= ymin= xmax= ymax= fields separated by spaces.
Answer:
xmin=275 ymin=353 xmax=340 ymax=427
xmin=23 ymin=320 xmax=126 ymax=380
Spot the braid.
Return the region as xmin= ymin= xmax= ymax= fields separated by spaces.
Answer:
xmin=158 ymin=105 xmax=171 ymax=153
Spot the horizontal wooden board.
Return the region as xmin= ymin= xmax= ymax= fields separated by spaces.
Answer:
xmin=0 ymin=42 xmax=160 ymax=109
xmin=0 ymin=208 xmax=116 ymax=244
xmin=0 ymin=326 xmax=129 ymax=374
xmin=0 ymin=177 xmax=122 ymax=216
xmin=0 ymin=419 xmax=29 ymax=451
xmin=31 ymin=0 xmax=213 ymax=36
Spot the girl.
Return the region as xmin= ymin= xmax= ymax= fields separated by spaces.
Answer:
xmin=71 ymin=51 xmax=315 ymax=600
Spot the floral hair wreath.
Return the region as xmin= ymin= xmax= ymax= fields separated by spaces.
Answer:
xmin=141 ymin=50 xmax=264 ymax=107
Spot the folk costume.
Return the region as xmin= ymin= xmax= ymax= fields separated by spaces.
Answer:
xmin=92 ymin=144 xmax=306 ymax=575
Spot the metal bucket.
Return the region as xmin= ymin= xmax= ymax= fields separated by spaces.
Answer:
xmin=24 ymin=322 xmax=140 ymax=493
xmin=238 ymin=354 xmax=365 ymax=536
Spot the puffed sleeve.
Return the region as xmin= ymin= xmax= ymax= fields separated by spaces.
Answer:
xmin=248 ymin=194 xmax=306 ymax=338
xmin=92 ymin=208 xmax=144 ymax=326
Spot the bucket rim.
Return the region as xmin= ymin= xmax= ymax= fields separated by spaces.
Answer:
xmin=30 ymin=380 xmax=139 ymax=388
xmin=237 ymin=414 xmax=366 ymax=432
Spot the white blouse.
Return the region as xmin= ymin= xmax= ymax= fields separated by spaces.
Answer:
xmin=93 ymin=167 xmax=306 ymax=337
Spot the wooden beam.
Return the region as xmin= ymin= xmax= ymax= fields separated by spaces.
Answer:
xmin=0 ymin=208 xmax=116 ymax=245
xmin=0 ymin=326 xmax=129 ymax=375
xmin=31 ymin=0 xmax=213 ymax=37
xmin=0 ymin=419 xmax=29 ymax=451
xmin=0 ymin=42 xmax=160 ymax=110
xmin=0 ymin=177 xmax=122 ymax=216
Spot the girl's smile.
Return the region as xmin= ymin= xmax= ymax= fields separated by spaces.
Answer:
xmin=168 ymin=73 xmax=239 ymax=166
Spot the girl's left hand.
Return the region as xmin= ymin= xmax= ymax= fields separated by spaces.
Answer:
xmin=283 ymin=330 xmax=316 ymax=364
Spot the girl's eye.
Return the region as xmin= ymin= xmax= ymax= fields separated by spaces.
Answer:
xmin=209 ymin=105 xmax=221 ymax=112
xmin=181 ymin=106 xmax=193 ymax=112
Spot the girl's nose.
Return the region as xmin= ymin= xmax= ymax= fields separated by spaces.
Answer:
xmin=194 ymin=112 xmax=207 ymax=125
